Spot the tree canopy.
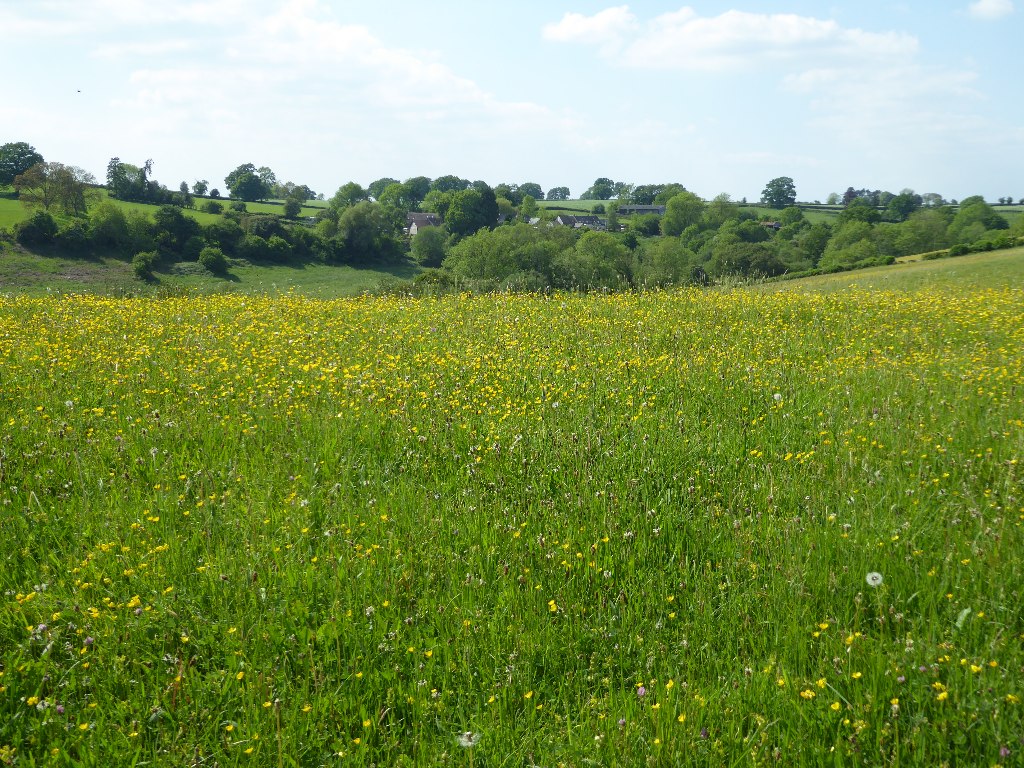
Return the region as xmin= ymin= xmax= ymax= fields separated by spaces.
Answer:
xmin=0 ymin=142 xmax=44 ymax=186
xmin=225 ymin=163 xmax=272 ymax=202
xmin=761 ymin=177 xmax=797 ymax=208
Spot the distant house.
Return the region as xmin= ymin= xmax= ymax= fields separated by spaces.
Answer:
xmin=759 ymin=221 xmax=782 ymax=231
xmin=554 ymin=214 xmax=604 ymax=229
xmin=407 ymin=212 xmax=442 ymax=235
xmin=617 ymin=205 xmax=666 ymax=216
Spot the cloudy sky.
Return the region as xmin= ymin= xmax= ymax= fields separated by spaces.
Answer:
xmin=2 ymin=0 xmax=1020 ymax=202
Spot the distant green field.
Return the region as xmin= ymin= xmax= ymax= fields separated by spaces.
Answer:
xmin=0 ymin=188 xmax=327 ymax=230
xmin=0 ymin=246 xmax=421 ymax=298
xmin=759 ymin=246 xmax=1024 ymax=293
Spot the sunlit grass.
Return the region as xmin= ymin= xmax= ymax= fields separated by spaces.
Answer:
xmin=1 ymin=280 xmax=1022 ymax=765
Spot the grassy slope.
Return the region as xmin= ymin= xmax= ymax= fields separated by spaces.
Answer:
xmin=0 ymin=189 xmax=327 ymax=231
xmin=760 ymin=246 xmax=1024 ymax=293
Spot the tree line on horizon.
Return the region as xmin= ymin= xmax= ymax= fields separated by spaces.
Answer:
xmin=2 ymin=140 xmax=1022 ymax=290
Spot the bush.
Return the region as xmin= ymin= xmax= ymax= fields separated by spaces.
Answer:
xmin=200 ymin=200 xmax=223 ymax=214
xmin=55 ymin=220 xmax=91 ymax=253
xmin=230 ymin=201 xmax=247 ymax=212
xmin=198 ymin=246 xmax=228 ymax=275
xmin=948 ymin=243 xmax=970 ymax=256
xmin=132 ymin=250 xmax=158 ymax=280
xmin=14 ymin=210 xmax=58 ymax=246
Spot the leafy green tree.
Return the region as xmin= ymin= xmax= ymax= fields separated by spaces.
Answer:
xmin=546 ymin=187 xmax=570 ymax=201
xmin=431 ymin=175 xmax=471 ymax=194
xmin=631 ymin=214 xmax=662 ymax=237
xmin=422 ymin=189 xmax=454 ymax=220
xmin=225 ymin=163 xmax=270 ymax=201
xmin=404 ymin=176 xmax=432 ymax=206
xmin=283 ymin=198 xmax=302 ymax=219
xmin=192 ymin=180 xmax=209 ymax=196
xmin=14 ymin=162 xmax=96 ymax=216
xmin=519 ymin=182 xmax=543 ymax=201
xmin=630 ymin=184 xmax=663 ymax=205
xmin=703 ymin=193 xmax=737 ymax=229
xmin=444 ymin=224 xmax=569 ymax=285
xmin=257 ymin=166 xmax=277 ymax=189
xmin=709 ymin=241 xmax=784 ymax=277
xmin=948 ymin=196 xmax=1008 ymax=243
xmin=335 ymin=202 xmax=402 ymax=262
xmin=836 ymin=197 xmax=881 ymax=225
xmin=581 ymin=178 xmax=615 ymax=200
xmin=653 ymin=184 xmax=688 ymax=205
xmin=636 ymin=237 xmax=700 ymax=287
xmin=106 ymin=157 xmax=162 ymax=202
xmin=204 ymin=218 xmax=243 ymax=253
xmin=410 ymin=225 xmax=449 ymax=267
xmin=0 ymin=142 xmax=44 ymax=186
xmin=330 ymin=182 xmax=369 ymax=211
xmin=152 ymin=204 xmax=200 ymax=253
xmin=662 ymin=191 xmax=705 ymax=236
xmin=368 ymin=178 xmax=399 ymax=200
xmin=778 ymin=206 xmax=805 ymax=226
xmin=519 ymin=194 xmax=539 ymax=221
xmin=445 ymin=187 xmax=497 ymax=237
xmin=885 ymin=191 xmax=922 ymax=222
xmin=90 ymin=202 xmax=129 ymax=249
xmin=553 ymin=230 xmax=631 ymax=288
xmin=761 ymin=177 xmax=797 ymax=208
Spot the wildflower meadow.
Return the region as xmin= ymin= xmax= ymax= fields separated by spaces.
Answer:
xmin=1 ymin=280 xmax=1022 ymax=765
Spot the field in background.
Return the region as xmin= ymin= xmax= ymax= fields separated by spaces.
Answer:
xmin=1 ymin=252 xmax=1022 ymax=765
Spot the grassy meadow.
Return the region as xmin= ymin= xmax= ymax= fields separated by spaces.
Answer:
xmin=1 ymin=254 xmax=1023 ymax=766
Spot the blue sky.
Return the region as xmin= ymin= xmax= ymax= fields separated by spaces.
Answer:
xmin=2 ymin=0 xmax=1020 ymax=202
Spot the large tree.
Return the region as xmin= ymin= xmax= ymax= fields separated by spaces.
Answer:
xmin=330 ymin=182 xmax=370 ymax=211
xmin=431 ymin=175 xmax=471 ymax=194
xmin=225 ymin=163 xmax=271 ymax=201
xmin=445 ymin=187 xmax=498 ymax=237
xmin=518 ymin=182 xmax=544 ymax=201
xmin=0 ymin=142 xmax=44 ymax=186
xmin=761 ymin=177 xmax=797 ymax=208
xmin=662 ymin=191 xmax=706 ymax=236
xmin=546 ymin=187 xmax=570 ymax=201
xmin=368 ymin=177 xmax=399 ymax=200
xmin=14 ymin=162 xmax=96 ymax=216
xmin=581 ymin=178 xmax=615 ymax=200
xmin=107 ymin=157 xmax=156 ymax=201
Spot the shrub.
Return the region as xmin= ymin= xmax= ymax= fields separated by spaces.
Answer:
xmin=132 ymin=250 xmax=158 ymax=279
xmin=266 ymin=235 xmax=293 ymax=262
xmin=14 ymin=210 xmax=58 ymax=246
xmin=55 ymin=220 xmax=91 ymax=253
xmin=230 ymin=201 xmax=247 ymax=212
xmin=198 ymin=246 xmax=228 ymax=275
xmin=201 ymin=200 xmax=223 ymax=214
xmin=948 ymin=243 xmax=970 ymax=256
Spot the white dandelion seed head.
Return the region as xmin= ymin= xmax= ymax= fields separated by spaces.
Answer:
xmin=866 ymin=572 xmax=883 ymax=587
xmin=458 ymin=731 xmax=481 ymax=748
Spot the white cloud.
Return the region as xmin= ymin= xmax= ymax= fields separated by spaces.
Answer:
xmin=967 ymin=0 xmax=1015 ymax=19
xmin=545 ymin=6 xmax=917 ymax=72
xmin=782 ymin=64 xmax=985 ymax=155
xmin=541 ymin=6 xmax=637 ymax=48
